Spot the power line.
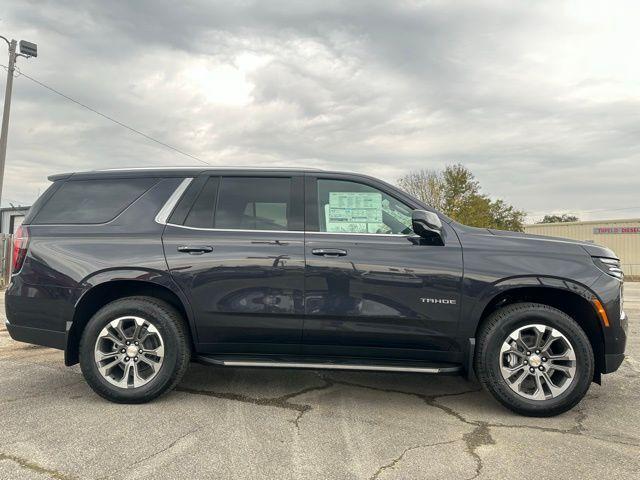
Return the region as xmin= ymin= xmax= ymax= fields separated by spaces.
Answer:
xmin=1 ymin=64 xmax=211 ymax=166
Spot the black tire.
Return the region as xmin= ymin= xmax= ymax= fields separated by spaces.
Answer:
xmin=475 ymin=302 xmax=594 ymax=417
xmin=79 ymin=296 xmax=191 ymax=403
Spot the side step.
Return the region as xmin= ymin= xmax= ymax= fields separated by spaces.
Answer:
xmin=196 ymin=355 xmax=462 ymax=374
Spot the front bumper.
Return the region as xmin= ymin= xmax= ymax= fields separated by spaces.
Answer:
xmin=589 ymin=272 xmax=627 ymax=375
xmin=603 ymin=353 xmax=625 ymax=373
xmin=602 ymin=310 xmax=628 ymax=374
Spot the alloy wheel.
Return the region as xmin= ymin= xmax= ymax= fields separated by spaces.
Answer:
xmin=500 ymin=324 xmax=577 ymax=401
xmin=94 ymin=316 xmax=165 ymax=389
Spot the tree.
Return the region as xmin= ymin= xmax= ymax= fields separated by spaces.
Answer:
xmin=538 ymin=214 xmax=579 ymax=224
xmin=397 ymin=164 xmax=526 ymax=231
xmin=395 ymin=169 xmax=445 ymax=210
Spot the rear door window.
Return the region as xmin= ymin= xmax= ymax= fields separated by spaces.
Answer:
xmin=32 ymin=178 xmax=157 ymax=224
xmin=183 ymin=177 xmax=219 ymax=228
xmin=215 ymin=177 xmax=292 ymax=231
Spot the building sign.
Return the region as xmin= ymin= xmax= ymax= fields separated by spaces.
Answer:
xmin=593 ymin=226 xmax=640 ymax=234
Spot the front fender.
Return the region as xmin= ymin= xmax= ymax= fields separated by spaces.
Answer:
xmin=459 ymin=275 xmax=601 ymax=339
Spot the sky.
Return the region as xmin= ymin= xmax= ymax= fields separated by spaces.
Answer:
xmin=1 ymin=0 xmax=639 ymax=222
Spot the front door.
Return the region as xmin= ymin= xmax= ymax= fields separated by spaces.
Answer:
xmin=303 ymin=175 xmax=463 ymax=360
xmin=163 ymin=174 xmax=305 ymax=355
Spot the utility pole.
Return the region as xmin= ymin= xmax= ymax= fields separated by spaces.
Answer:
xmin=0 ymin=35 xmax=37 ymax=208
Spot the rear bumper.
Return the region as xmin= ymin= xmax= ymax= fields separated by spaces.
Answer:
xmin=4 ymin=277 xmax=77 ymax=352
xmin=5 ymin=322 xmax=66 ymax=350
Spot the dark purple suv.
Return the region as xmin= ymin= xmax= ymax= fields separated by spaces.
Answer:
xmin=5 ymin=167 xmax=627 ymax=416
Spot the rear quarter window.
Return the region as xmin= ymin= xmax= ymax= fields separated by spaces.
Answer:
xmin=32 ymin=178 xmax=157 ymax=224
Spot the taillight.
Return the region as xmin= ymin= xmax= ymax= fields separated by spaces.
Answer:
xmin=12 ymin=225 xmax=29 ymax=273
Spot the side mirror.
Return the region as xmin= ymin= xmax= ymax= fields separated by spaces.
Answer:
xmin=412 ymin=210 xmax=444 ymax=243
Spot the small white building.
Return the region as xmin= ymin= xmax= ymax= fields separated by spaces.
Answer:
xmin=0 ymin=206 xmax=30 ymax=234
xmin=524 ymin=218 xmax=640 ymax=280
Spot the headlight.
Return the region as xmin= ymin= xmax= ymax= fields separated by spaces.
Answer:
xmin=593 ymin=256 xmax=624 ymax=280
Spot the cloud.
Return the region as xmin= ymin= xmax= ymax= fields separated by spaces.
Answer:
xmin=1 ymin=0 xmax=639 ymax=221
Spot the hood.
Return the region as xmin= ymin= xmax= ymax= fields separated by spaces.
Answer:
xmin=487 ymin=228 xmax=617 ymax=259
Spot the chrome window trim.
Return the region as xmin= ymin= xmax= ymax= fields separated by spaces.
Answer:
xmin=165 ymin=223 xmax=303 ymax=234
xmin=158 ymin=178 xmax=415 ymax=237
xmin=309 ymin=231 xmax=413 ymax=238
xmin=164 ymin=222 xmax=413 ymax=238
xmin=154 ymin=177 xmax=194 ymax=225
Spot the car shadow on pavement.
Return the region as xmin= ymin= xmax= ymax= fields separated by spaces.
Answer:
xmin=173 ymin=362 xmax=500 ymax=418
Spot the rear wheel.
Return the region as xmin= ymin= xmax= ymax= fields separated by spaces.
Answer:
xmin=475 ymin=302 xmax=594 ymax=416
xmin=79 ymin=296 xmax=190 ymax=403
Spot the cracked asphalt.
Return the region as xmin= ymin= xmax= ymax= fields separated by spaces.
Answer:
xmin=1 ymin=284 xmax=638 ymax=480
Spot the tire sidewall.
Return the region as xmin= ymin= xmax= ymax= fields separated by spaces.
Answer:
xmin=478 ymin=304 xmax=594 ymax=416
xmin=79 ymin=298 xmax=185 ymax=403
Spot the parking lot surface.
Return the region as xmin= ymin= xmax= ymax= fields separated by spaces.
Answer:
xmin=0 ymin=284 xmax=638 ymax=480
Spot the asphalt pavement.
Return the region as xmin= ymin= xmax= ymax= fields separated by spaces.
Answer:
xmin=0 ymin=284 xmax=638 ymax=479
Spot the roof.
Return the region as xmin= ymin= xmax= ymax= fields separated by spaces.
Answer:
xmin=0 ymin=206 xmax=31 ymax=212
xmin=48 ymin=166 xmax=326 ymax=181
xmin=525 ymin=218 xmax=640 ymax=227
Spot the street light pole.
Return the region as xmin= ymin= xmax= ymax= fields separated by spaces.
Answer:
xmin=0 ymin=36 xmax=36 ymax=208
xmin=0 ymin=37 xmax=17 ymax=208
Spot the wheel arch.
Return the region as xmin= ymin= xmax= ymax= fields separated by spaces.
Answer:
xmin=66 ymin=275 xmax=196 ymax=366
xmin=469 ymin=277 xmax=606 ymax=382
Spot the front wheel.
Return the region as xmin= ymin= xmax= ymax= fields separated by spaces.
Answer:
xmin=475 ymin=302 xmax=594 ymax=417
xmin=79 ymin=296 xmax=190 ymax=403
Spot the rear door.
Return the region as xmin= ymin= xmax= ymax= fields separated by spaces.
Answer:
xmin=162 ymin=173 xmax=305 ymax=355
xmin=303 ymin=174 xmax=463 ymax=361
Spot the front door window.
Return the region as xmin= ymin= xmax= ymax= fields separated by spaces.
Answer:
xmin=317 ymin=179 xmax=413 ymax=234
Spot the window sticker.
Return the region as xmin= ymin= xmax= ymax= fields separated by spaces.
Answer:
xmin=325 ymin=192 xmax=383 ymax=233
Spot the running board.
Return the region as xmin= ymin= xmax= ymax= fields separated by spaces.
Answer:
xmin=196 ymin=355 xmax=461 ymax=374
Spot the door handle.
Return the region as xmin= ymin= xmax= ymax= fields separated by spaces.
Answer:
xmin=312 ymin=248 xmax=347 ymax=257
xmin=177 ymin=245 xmax=213 ymax=255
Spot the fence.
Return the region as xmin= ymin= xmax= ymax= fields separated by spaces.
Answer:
xmin=624 ymin=264 xmax=640 ymax=282
xmin=0 ymin=234 xmax=12 ymax=288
